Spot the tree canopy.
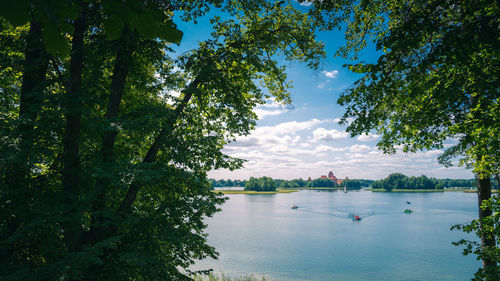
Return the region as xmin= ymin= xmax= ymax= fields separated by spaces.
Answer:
xmin=0 ymin=1 xmax=325 ymax=280
xmin=244 ymin=176 xmax=277 ymax=191
xmin=304 ymin=0 xmax=499 ymax=277
xmin=372 ymin=173 xmax=440 ymax=191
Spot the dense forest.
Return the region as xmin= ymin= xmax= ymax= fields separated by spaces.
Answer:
xmin=371 ymin=173 xmax=497 ymax=191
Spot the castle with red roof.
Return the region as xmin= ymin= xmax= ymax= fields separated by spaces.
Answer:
xmin=316 ymin=171 xmax=346 ymax=185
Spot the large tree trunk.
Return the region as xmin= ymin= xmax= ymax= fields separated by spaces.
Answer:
xmin=2 ymin=18 xmax=49 ymax=271
xmin=6 ymin=19 xmax=49 ymax=187
xmin=476 ymin=176 xmax=497 ymax=279
xmin=62 ymin=6 xmax=87 ymax=252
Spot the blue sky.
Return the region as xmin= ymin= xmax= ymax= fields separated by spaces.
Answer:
xmin=171 ymin=3 xmax=473 ymax=180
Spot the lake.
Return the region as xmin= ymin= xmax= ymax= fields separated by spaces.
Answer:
xmin=193 ymin=190 xmax=481 ymax=280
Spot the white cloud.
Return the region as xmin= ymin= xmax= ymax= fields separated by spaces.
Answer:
xmin=298 ymin=1 xmax=312 ymax=6
xmin=259 ymin=98 xmax=282 ymax=108
xmin=322 ymin=70 xmax=339 ymax=79
xmin=316 ymin=144 xmax=346 ymax=153
xmin=254 ymin=108 xmax=287 ymax=119
xmin=254 ymin=98 xmax=288 ymax=119
xmin=209 ymin=145 xmax=474 ymax=180
xmin=230 ymin=119 xmax=331 ymax=148
xmin=312 ymin=128 xmax=349 ymax=141
xmin=357 ymin=133 xmax=379 ymax=142
xmin=317 ymin=81 xmax=328 ymax=89
xmin=299 ymin=142 xmax=312 ymax=148
xmin=424 ymin=150 xmax=444 ymax=157
xmin=270 ymin=144 xmax=346 ymax=156
xmin=349 ymin=144 xmax=371 ymax=153
xmin=209 ymin=117 xmax=473 ymax=180
xmin=257 ymin=119 xmax=330 ymax=136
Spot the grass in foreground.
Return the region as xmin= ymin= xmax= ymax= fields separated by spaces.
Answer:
xmin=193 ymin=274 xmax=270 ymax=281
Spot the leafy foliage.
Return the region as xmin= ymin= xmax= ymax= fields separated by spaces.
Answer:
xmin=209 ymin=179 xmax=247 ymax=188
xmin=245 ymin=177 xmax=277 ymax=192
xmin=308 ymin=0 xmax=499 ymax=179
xmin=452 ymin=196 xmax=500 ymax=280
xmin=372 ymin=173 xmax=439 ymax=191
xmin=304 ymin=0 xmax=499 ymax=277
xmin=0 ymin=1 xmax=325 ymax=280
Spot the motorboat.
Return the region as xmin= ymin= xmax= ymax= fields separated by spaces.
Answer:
xmin=290 ymin=205 xmax=298 ymax=209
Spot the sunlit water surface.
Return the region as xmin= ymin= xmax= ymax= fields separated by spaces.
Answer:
xmin=193 ymin=190 xmax=480 ymax=280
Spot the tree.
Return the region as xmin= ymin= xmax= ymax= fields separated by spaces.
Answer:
xmin=245 ymin=176 xmax=277 ymax=192
xmin=0 ymin=1 xmax=324 ymax=280
xmin=452 ymin=195 xmax=500 ymax=280
xmin=341 ymin=179 xmax=362 ymax=189
xmin=305 ymin=0 xmax=499 ymax=277
xmin=372 ymin=174 xmax=438 ymax=190
xmin=308 ymin=178 xmax=336 ymax=188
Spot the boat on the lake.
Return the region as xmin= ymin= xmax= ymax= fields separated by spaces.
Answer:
xmin=353 ymin=215 xmax=361 ymax=221
xmin=404 ymin=209 xmax=413 ymax=214
xmin=406 ymin=201 xmax=411 ymax=204
xmin=290 ymin=205 xmax=298 ymax=209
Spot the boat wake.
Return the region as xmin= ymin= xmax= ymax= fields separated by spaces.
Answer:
xmin=297 ymin=206 xmax=376 ymax=220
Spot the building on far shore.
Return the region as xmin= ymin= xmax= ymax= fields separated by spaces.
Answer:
xmin=315 ymin=171 xmax=344 ymax=185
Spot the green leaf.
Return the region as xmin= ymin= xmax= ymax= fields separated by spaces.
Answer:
xmin=61 ymin=22 xmax=75 ymax=35
xmin=103 ymin=14 xmax=124 ymax=40
xmin=133 ymin=12 xmax=157 ymax=39
xmin=0 ymin=0 xmax=30 ymax=27
xmin=157 ymin=20 xmax=183 ymax=45
xmin=41 ymin=22 xmax=69 ymax=57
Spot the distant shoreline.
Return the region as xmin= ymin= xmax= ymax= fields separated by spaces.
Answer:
xmin=213 ymin=188 xmax=497 ymax=194
xmin=212 ymin=189 xmax=298 ymax=194
xmin=285 ymin=187 xmax=346 ymax=191
xmin=368 ymin=188 xmax=445 ymax=192
xmin=366 ymin=188 xmax=494 ymax=193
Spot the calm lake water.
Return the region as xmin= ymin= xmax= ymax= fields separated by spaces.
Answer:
xmin=194 ymin=190 xmax=480 ymax=280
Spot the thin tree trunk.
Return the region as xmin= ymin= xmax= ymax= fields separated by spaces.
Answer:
xmin=100 ymin=26 xmax=133 ymax=163
xmin=117 ymin=77 xmax=201 ymax=214
xmin=476 ymin=176 xmax=497 ymax=279
xmin=88 ymin=26 xmax=134 ymax=244
xmin=62 ymin=6 xmax=87 ymax=252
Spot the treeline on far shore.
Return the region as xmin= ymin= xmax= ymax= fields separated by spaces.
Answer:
xmin=371 ymin=173 xmax=499 ymax=191
xmin=210 ymin=174 xmax=499 ymax=192
xmin=209 ymin=177 xmax=373 ymax=192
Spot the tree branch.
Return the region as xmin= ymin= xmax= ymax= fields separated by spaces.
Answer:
xmin=117 ymin=75 xmax=202 ymax=214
